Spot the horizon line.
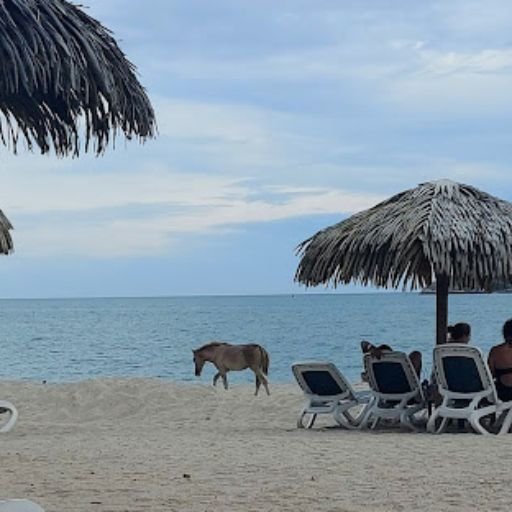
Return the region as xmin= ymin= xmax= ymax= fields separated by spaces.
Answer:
xmin=0 ymin=291 xmax=415 ymax=300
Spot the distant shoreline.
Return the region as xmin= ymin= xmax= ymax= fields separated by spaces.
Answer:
xmin=0 ymin=291 xmax=421 ymax=300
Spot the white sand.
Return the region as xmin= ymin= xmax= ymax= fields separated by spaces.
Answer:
xmin=0 ymin=378 xmax=511 ymax=511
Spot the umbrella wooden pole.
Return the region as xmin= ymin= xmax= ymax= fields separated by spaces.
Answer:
xmin=436 ymin=274 xmax=449 ymax=345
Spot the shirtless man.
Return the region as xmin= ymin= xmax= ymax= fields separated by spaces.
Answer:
xmin=488 ymin=319 xmax=512 ymax=402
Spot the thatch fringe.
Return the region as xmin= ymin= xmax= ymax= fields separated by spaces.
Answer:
xmin=0 ymin=0 xmax=156 ymax=156
xmin=296 ymin=180 xmax=512 ymax=291
xmin=0 ymin=210 xmax=14 ymax=255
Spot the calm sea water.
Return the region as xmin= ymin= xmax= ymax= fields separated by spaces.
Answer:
xmin=0 ymin=294 xmax=511 ymax=384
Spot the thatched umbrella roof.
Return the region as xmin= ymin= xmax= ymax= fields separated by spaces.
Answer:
xmin=0 ymin=210 xmax=14 ymax=255
xmin=0 ymin=0 xmax=156 ymax=156
xmin=296 ymin=179 xmax=512 ymax=344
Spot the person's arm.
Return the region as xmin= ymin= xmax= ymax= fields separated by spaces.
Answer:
xmin=488 ymin=347 xmax=496 ymax=377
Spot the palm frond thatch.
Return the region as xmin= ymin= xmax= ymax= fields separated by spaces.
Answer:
xmin=0 ymin=0 xmax=156 ymax=156
xmin=0 ymin=210 xmax=14 ymax=255
xmin=296 ymin=180 xmax=512 ymax=291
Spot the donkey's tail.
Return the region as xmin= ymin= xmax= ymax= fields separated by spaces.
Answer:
xmin=259 ymin=345 xmax=270 ymax=375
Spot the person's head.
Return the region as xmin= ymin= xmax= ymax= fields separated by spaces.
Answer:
xmin=360 ymin=340 xmax=373 ymax=353
xmin=192 ymin=349 xmax=206 ymax=376
xmin=447 ymin=322 xmax=471 ymax=343
xmin=360 ymin=340 xmax=392 ymax=357
xmin=503 ymin=319 xmax=512 ymax=344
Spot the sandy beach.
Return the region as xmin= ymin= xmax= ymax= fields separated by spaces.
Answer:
xmin=1 ymin=378 xmax=511 ymax=511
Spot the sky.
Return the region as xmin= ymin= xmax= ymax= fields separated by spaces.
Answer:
xmin=1 ymin=0 xmax=512 ymax=298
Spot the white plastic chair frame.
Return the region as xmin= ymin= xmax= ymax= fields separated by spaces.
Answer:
xmin=292 ymin=361 xmax=370 ymax=429
xmin=427 ymin=344 xmax=512 ymax=435
xmin=0 ymin=500 xmax=45 ymax=512
xmin=359 ymin=351 xmax=425 ymax=431
xmin=0 ymin=400 xmax=18 ymax=433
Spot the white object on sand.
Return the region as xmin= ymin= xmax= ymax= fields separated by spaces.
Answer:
xmin=0 ymin=400 xmax=18 ymax=433
xmin=0 ymin=500 xmax=44 ymax=512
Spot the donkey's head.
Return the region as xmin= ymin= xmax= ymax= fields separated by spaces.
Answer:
xmin=192 ymin=349 xmax=206 ymax=376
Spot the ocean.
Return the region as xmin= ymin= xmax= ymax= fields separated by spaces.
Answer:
xmin=0 ymin=293 xmax=511 ymax=385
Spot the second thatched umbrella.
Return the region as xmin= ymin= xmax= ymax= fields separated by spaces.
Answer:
xmin=296 ymin=179 xmax=512 ymax=345
xmin=0 ymin=0 xmax=156 ymax=156
xmin=0 ymin=210 xmax=13 ymax=255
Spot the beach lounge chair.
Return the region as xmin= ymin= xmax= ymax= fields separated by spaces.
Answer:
xmin=359 ymin=351 xmax=425 ymax=431
xmin=0 ymin=400 xmax=18 ymax=433
xmin=427 ymin=344 xmax=512 ymax=435
xmin=0 ymin=500 xmax=44 ymax=512
xmin=292 ymin=361 xmax=371 ymax=429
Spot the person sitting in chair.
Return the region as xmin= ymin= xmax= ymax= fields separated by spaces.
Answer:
xmin=427 ymin=322 xmax=471 ymax=409
xmin=447 ymin=322 xmax=471 ymax=343
xmin=488 ymin=319 xmax=512 ymax=402
xmin=360 ymin=340 xmax=422 ymax=380
xmin=433 ymin=321 xmax=473 ymax=427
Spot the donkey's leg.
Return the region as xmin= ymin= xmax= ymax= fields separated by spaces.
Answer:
xmin=213 ymin=372 xmax=221 ymax=386
xmin=255 ymin=369 xmax=270 ymax=395
xmin=221 ymin=371 xmax=228 ymax=390
xmin=255 ymin=374 xmax=261 ymax=396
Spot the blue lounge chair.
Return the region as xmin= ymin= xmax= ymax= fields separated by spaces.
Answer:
xmin=427 ymin=344 xmax=512 ymax=435
xmin=292 ymin=361 xmax=370 ymax=429
xmin=360 ymin=351 xmax=425 ymax=431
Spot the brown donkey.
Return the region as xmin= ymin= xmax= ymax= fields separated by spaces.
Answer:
xmin=193 ymin=342 xmax=270 ymax=395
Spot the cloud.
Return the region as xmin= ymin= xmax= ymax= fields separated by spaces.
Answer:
xmin=156 ymin=98 xmax=273 ymax=143
xmin=10 ymin=173 xmax=383 ymax=257
xmin=152 ymin=96 xmax=366 ymax=178
xmin=419 ymin=48 xmax=512 ymax=75
xmin=432 ymin=0 xmax=512 ymax=37
xmin=382 ymin=47 xmax=512 ymax=114
xmin=0 ymin=165 xmax=246 ymax=215
xmin=2 ymin=0 xmax=512 ymax=267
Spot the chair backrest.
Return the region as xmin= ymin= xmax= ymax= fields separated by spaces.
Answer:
xmin=364 ymin=351 xmax=423 ymax=400
xmin=292 ymin=361 xmax=356 ymax=400
xmin=432 ymin=344 xmax=497 ymax=402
